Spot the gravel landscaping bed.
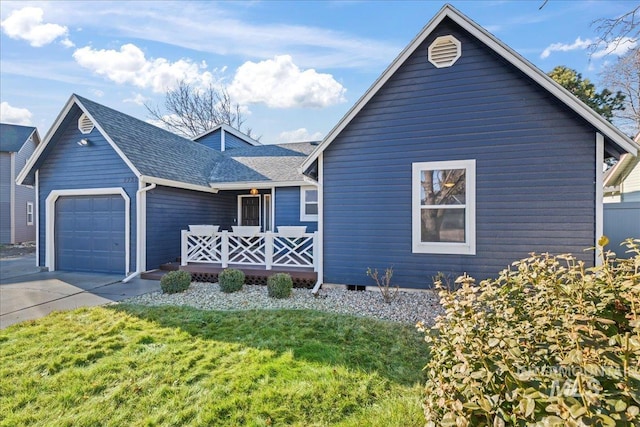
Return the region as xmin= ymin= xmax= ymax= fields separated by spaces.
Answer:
xmin=124 ymin=282 xmax=444 ymax=325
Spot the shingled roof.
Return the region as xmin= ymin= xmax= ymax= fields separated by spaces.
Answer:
xmin=210 ymin=142 xmax=315 ymax=184
xmin=76 ymin=95 xmax=225 ymax=188
xmin=18 ymin=95 xmax=316 ymax=190
xmin=0 ymin=123 xmax=37 ymax=153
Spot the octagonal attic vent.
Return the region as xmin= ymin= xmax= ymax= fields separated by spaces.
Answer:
xmin=428 ymin=35 xmax=461 ymax=68
xmin=78 ymin=113 xmax=94 ymax=134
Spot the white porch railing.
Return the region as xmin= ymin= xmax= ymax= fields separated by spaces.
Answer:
xmin=181 ymin=230 xmax=318 ymax=271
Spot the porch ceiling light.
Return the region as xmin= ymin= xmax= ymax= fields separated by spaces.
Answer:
xmin=77 ymin=138 xmax=90 ymax=146
xmin=249 ymin=188 xmax=259 ymax=195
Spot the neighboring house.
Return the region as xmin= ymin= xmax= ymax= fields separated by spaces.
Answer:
xmin=602 ymin=133 xmax=640 ymax=258
xmin=603 ymin=133 xmax=640 ymax=203
xmin=16 ymin=5 xmax=640 ymax=290
xmin=0 ymin=123 xmax=40 ymax=244
xmin=17 ymin=94 xmax=317 ymax=276
xmin=300 ymin=4 xmax=638 ymax=290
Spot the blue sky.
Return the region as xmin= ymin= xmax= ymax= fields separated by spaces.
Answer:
xmin=0 ymin=1 xmax=635 ymax=144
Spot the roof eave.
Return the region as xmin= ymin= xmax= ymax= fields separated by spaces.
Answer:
xmin=140 ymin=175 xmax=219 ymax=193
xmin=300 ymin=3 xmax=638 ymax=171
xmin=16 ymin=94 xmax=78 ymax=185
xmin=209 ymin=180 xmax=314 ymax=191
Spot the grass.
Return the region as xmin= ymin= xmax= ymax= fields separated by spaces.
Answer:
xmin=0 ymin=305 xmax=429 ymax=426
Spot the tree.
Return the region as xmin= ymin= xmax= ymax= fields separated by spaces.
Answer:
xmin=146 ymin=81 xmax=256 ymax=139
xmin=591 ymin=6 xmax=639 ymax=55
xmin=548 ymin=65 xmax=625 ymax=122
xmin=600 ymin=49 xmax=640 ymax=135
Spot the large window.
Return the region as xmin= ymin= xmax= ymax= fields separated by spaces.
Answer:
xmin=300 ymin=186 xmax=318 ymax=221
xmin=26 ymin=202 xmax=34 ymax=225
xmin=412 ymin=160 xmax=475 ymax=254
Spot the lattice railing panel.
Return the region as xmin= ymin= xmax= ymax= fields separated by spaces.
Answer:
xmin=185 ymin=234 xmax=222 ymax=263
xmin=272 ymin=236 xmax=314 ymax=268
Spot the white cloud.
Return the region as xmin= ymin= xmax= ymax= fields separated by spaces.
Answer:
xmin=90 ymin=89 xmax=104 ymax=98
xmin=592 ymin=37 xmax=638 ymax=59
xmin=1 ymin=7 xmax=69 ymax=47
xmin=72 ymin=43 xmax=215 ymax=93
xmin=124 ymin=93 xmax=149 ymax=106
xmin=1 ymin=102 xmax=33 ymax=125
xmin=60 ymin=38 xmax=75 ymax=48
xmin=228 ymin=55 xmax=346 ymax=109
xmin=278 ymin=128 xmax=323 ymax=143
xmin=540 ymin=37 xmax=592 ymax=59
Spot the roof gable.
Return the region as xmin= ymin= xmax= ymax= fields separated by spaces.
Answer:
xmin=301 ymin=3 xmax=638 ymax=171
xmin=193 ymin=123 xmax=261 ymax=148
xmin=0 ymin=123 xmax=37 ymax=153
xmin=18 ymin=94 xmax=226 ymax=191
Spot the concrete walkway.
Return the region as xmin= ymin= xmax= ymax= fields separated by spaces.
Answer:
xmin=0 ymin=255 xmax=160 ymax=329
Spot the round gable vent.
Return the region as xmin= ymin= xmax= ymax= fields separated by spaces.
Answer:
xmin=78 ymin=113 xmax=94 ymax=134
xmin=428 ymin=35 xmax=461 ymax=68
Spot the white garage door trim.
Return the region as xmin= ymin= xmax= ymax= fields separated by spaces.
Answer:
xmin=45 ymin=188 xmax=130 ymax=273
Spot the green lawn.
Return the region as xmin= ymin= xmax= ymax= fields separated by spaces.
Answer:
xmin=0 ymin=305 xmax=429 ymax=426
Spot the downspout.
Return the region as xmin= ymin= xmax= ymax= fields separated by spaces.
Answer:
xmin=123 ymin=182 xmax=156 ymax=283
xmin=311 ymin=153 xmax=324 ymax=294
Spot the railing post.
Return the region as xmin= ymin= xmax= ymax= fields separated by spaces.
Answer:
xmin=265 ymin=231 xmax=273 ymax=270
xmin=221 ymin=231 xmax=229 ymax=268
xmin=313 ymin=231 xmax=318 ymax=272
xmin=181 ymin=230 xmax=188 ymax=266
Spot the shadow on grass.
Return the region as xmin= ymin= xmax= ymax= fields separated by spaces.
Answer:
xmin=110 ymin=304 xmax=429 ymax=386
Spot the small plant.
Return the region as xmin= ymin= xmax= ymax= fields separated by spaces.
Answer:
xmin=431 ymin=271 xmax=456 ymax=292
xmin=267 ymin=273 xmax=293 ymax=299
xmin=160 ymin=270 xmax=191 ymax=294
xmin=366 ymin=267 xmax=398 ymax=303
xmin=218 ymin=268 xmax=245 ymax=293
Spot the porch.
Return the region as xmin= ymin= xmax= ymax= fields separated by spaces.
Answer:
xmin=175 ymin=226 xmax=319 ymax=287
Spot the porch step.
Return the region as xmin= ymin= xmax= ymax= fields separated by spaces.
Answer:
xmin=160 ymin=262 xmax=180 ymax=271
xmin=140 ymin=269 xmax=168 ymax=280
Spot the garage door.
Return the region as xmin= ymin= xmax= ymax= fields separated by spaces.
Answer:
xmin=55 ymin=195 xmax=126 ymax=273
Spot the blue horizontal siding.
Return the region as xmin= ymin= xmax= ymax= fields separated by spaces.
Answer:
xmin=145 ymin=186 xmax=237 ymax=269
xmin=38 ymin=108 xmax=138 ymax=272
xmin=322 ymin=18 xmax=597 ymax=289
xmin=224 ymin=132 xmax=254 ymax=149
xmin=196 ymin=130 xmax=222 ymax=151
xmin=274 ymin=187 xmax=318 ymax=232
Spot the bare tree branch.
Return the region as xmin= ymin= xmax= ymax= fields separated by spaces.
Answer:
xmin=600 ymin=47 xmax=640 ymax=135
xmin=145 ymin=80 xmax=259 ymax=139
xmin=591 ymin=6 xmax=640 ymax=56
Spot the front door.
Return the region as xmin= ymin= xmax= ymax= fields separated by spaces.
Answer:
xmin=240 ymin=196 xmax=260 ymax=226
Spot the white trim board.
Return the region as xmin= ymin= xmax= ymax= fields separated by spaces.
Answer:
xmin=300 ymin=4 xmax=638 ymax=172
xmin=45 ymin=187 xmax=131 ymax=274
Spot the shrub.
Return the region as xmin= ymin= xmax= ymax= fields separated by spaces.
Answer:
xmin=218 ymin=268 xmax=245 ymax=293
xmin=160 ymin=270 xmax=191 ymax=294
xmin=267 ymin=273 xmax=293 ymax=299
xmin=420 ymin=238 xmax=640 ymax=426
xmin=366 ymin=267 xmax=398 ymax=303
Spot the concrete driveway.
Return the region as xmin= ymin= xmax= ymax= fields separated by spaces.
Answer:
xmin=0 ymin=254 xmax=160 ymax=329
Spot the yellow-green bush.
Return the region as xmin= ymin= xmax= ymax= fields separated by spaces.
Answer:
xmin=420 ymin=238 xmax=640 ymax=426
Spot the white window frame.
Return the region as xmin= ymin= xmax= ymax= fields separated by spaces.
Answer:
xmin=26 ymin=202 xmax=34 ymax=225
xmin=300 ymin=186 xmax=318 ymax=221
xmin=412 ymin=159 xmax=476 ymax=255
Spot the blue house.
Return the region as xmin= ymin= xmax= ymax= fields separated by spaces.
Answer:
xmin=1 ymin=123 xmax=40 ymax=244
xmin=16 ymin=4 xmax=639 ymax=291
xmin=300 ymin=4 xmax=638 ymax=290
xmin=17 ymin=95 xmax=318 ymax=281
